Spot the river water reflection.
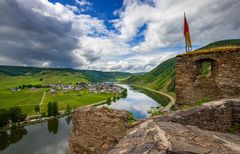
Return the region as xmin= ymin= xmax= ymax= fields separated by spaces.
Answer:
xmin=0 ymin=84 xmax=169 ymax=154
xmin=103 ymin=84 xmax=169 ymax=119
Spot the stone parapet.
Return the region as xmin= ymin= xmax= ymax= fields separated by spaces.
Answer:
xmin=176 ymin=49 xmax=240 ymax=106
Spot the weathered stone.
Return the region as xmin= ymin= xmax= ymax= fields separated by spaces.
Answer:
xmin=70 ymin=99 xmax=240 ymax=154
xmin=69 ymin=107 xmax=130 ymax=154
xmin=110 ymin=120 xmax=240 ymax=154
xmin=153 ymin=99 xmax=240 ymax=132
xmin=176 ymin=49 xmax=240 ymax=106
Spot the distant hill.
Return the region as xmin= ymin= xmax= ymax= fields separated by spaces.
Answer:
xmin=125 ymin=39 xmax=240 ymax=96
xmin=0 ymin=66 xmax=131 ymax=82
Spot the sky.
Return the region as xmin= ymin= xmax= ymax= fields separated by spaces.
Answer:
xmin=0 ymin=0 xmax=239 ymax=73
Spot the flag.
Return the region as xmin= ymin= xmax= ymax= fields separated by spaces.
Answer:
xmin=184 ymin=12 xmax=192 ymax=52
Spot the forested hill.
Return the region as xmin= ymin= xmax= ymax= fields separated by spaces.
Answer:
xmin=125 ymin=39 xmax=240 ymax=97
xmin=0 ymin=65 xmax=131 ymax=82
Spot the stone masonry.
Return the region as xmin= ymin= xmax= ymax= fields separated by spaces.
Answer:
xmin=70 ymin=99 xmax=240 ymax=153
xmin=154 ymin=99 xmax=240 ymax=132
xmin=69 ymin=107 xmax=130 ymax=154
xmin=176 ymin=49 xmax=240 ymax=106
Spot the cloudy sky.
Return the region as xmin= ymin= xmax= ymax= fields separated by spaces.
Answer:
xmin=0 ymin=0 xmax=239 ymax=72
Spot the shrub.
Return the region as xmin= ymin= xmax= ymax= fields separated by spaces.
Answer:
xmin=195 ymin=98 xmax=210 ymax=106
xmin=127 ymin=112 xmax=135 ymax=124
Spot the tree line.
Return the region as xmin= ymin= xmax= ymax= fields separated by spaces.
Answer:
xmin=0 ymin=107 xmax=26 ymax=127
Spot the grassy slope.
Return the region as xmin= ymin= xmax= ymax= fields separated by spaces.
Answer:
xmin=0 ymin=74 xmax=114 ymax=114
xmin=125 ymin=39 xmax=240 ymax=97
xmin=0 ymin=66 xmax=131 ymax=82
xmin=126 ymin=58 xmax=176 ymax=97
xmin=0 ymin=66 xmax=129 ymax=115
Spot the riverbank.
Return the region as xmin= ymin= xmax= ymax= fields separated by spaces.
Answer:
xmin=131 ymin=85 xmax=175 ymax=112
xmin=0 ymin=98 xmax=111 ymax=131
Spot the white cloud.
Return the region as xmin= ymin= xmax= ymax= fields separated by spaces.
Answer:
xmin=75 ymin=0 xmax=92 ymax=6
xmin=0 ymin=0 xmax=240 ymax=73
xmin=115 ymin=0 xmax=240 ymax=52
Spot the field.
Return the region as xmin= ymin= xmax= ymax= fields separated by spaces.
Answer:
xmin=0 ymin=75 xmax=114 ymax=115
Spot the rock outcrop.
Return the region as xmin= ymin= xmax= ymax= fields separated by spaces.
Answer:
xmin=110 ymin=120 xmax=240 ymax=154
xmin=69 ymin=107 xmax=130 ymax=154
xmin=70 ymin=99 xmax=240 ymax=154
xmin=153 ymin=99 xmax=238 ymax=132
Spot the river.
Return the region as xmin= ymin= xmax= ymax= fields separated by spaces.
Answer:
xmin=0 ymin=84 xmax=169 ymax=154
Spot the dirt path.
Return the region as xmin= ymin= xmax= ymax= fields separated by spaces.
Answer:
xmin=131 ymin=85 xmax=175 ymax=112
xmin=40 ymin=91 xmax=46 ymax=106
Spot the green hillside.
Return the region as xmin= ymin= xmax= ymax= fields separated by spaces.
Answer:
xmin=125 ymin=39 xmax=240 ymax=97
xmin=0 ymin=66 xmax=131 ymax=83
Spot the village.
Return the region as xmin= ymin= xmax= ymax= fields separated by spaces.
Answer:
xmin=10 ymin=82 xmax=124 ymax=95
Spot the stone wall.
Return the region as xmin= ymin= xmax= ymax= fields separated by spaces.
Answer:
xmin=176 ymin=49 xmax=240 ymax=106
xmin=233 ymin=100 xmax=240 ymax=123
xmin=69 ymin=107 xmax=129 ymax=154
xmin=154 ymin=99 xmax=240 ymax=132
xmin=110 ymin=120 xmax=240 ymax=154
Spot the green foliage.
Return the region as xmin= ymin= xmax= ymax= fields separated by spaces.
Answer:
xmin=121 ymin=88 xmax=128 ymax=98
xmin=52 ymin=102 xmax=59 ymax=116
xmin=47 ymin=102 xmax=53 ymax=117
xmin=0 ymin=107 xmax=26 ymax=127
xmin=8 ymin=107 xmax=26 ymax=123
xmin=66 ymin=104 xmax=71 ymax=115
xmin=127 ymin=112 xmax=135 ymax=124
xmin=201 ymin=62 xmax=211 ymax=77
xmin=34 ymin=105 xmax=40 ymax=113
xmin=0 ymin=66 xmax=131 ymax=82
xmin=179 ymin=98 xmax=211 ymax=110
xmin=102 ymin=106 xmax=113 ymax=112
xmin=0 ymin=109 xmax=9 ymax=127
xmin=113 ymin=96 xmax=117 ymax=102
xmin=227 ymin=123 xmax=240 ymax=134
xmin=47 ymin=102 xmax=59 ymax=117
xmin=195 ymin=98 xmax=210 ymax=106
xmin=106 ymin=98 xmax=112 ymax=105
xmin=197 ymin=39 xmax=240 ymax=51
xmin=148 ymin=105 xmax=164 ymax=116
xmin=125 ymin=57 xmax=176 ymax=94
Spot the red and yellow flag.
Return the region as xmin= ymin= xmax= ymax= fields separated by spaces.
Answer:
xmin=184 ymin=13 xmax=192 ymax=52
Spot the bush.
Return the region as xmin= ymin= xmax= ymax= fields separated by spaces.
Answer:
xmin=0 ymin=109 xmax=9 ymax=127
xmin=195 ymin=98 xmax=210 ymax=106
xmin=121 ymin=89 xmax=127 ymax=98
xmin=127 ymin=112 xmax=135 ymax=124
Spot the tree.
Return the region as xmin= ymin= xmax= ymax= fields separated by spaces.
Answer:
xmin=66 ymin=104 xmax=71 ymax=115
xmin=47 ymin=102 xmax=53 ymax=116
xmin=113 ymin=96 xmax=117 ymax=102
xmin=0 ymin=109 xmax=9 ymax=127
xmin=121 ymin=89 xmax=127 ymax=98
xmin=34 ymin=105 xmax=40 ymax=113
xmin=8 ymin=107 xmax=26 ymax=123
xmin=52 ymin=102 xmax=59 ymax=116
xmin=106 ymin=98 xmax=111 ymax=105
